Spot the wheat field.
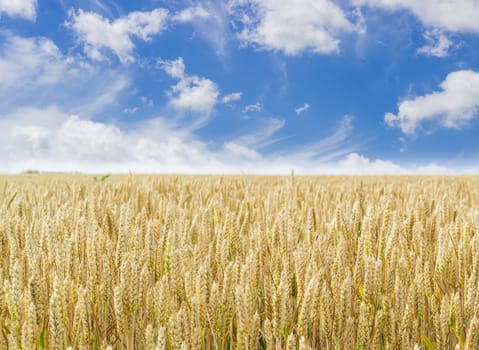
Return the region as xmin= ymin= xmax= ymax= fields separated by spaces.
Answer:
xmin=0 ymin=174 xmax=478 ymax=349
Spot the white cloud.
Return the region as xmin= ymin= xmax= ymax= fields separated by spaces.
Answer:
xmin=0 ymin=106 xmax=353 ymax=174
xmin=293 ymin=115 xmax=355 ymax=161
xmin=385 ymin=70 xmax=479 ymax=135
xmin=0 ymin=0 xmax=36 ymax=20
xmin=123 ymin=107 xmax=139 ymax=114
xmin=173 ymin=6 xmax=210 ymax=22
xmin=1 ymin=109 xmax=281 ymax=173
xmin=417 ymin=29 xmax=452 ymax=57
xmin=295 ymin=103 xmax=310 ymax=116
xmin=0 ymin=34 xmax=371 ymax=174
xmin=414 ymin=163 xmax=453 ymax=174
xmin=174 ymin=1 xmax=233 ymax=56
xmin=159 ymin=56 xmax=186 ymax=78
xmin=0 ymin=33 xmax=467 ymax=175
xmin=229 ymin=117 xmax=286 ymax=149
xmin=223 ymin=142 xmax=261 ymax=160
xmin=160 ymin=57 xmax=220 ymax=114
xmin=0 ymin=111 xmax=215 ymax=173
xmin=141 ymin=96 xmax=154 ymax=107
xmin=66 ymin=8 xmax=169 ymax=63
xmin=0 ymin=35 xmax=72 ymax=89
xmin=0 ymin=33 xmax=132 ymax=170
xmin=2 ymin=33 xmax=468 ymax=176
xmin=242 ymin=102 xmax=262 ymax=113
xmin=0 ymin=33 xmax=129 ymax=117
xmin=331 ymin=154 xmax=459 ymax=175
xmin=0 ymin=105 xmax=460 ymax=174
xmin=221 ymin=92 xmax=243 ymax=103
xmin=338 ymin=153 xmax=405 ymax=174
xmin=170 ymin=77 xmax=219 ymax=113
xmin=232 ymin=0 xmax=358 ymax=55
xmin=355 ymin=0 xmax=479 ymax=33
xmin=65 ymin=5 xmax=221 ymax=63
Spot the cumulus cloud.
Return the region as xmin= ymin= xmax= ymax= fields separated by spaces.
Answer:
xmin=160 ymin=57 xmax=220 ymax=114
xmin=232 ymin=0 xmax=359 ymax=55
xmin=338 ymin=153 xmax=405 ymax=174
xmin=295 ymin=103 xmax=310 ymax=116
xmin=66 ymin=8 xmax=169 ymax=63
xmin=355 ymin=0 xmax=479 ymax=33
xmin=65 ymin=4 xmax=219 ymax=63
xmin=417 ymin=29 xmax=453 ymax=57
xmin=170 ymin=78 xmax=219 ymax=113
xmin=385 ymin=70 xmax=479 ymax=135
xmin=0 ymin=111 xmax=216 ymax=173
xmin=0 ymin=0 xmax=37 ymax=20
xmin=242 ymin=102 xmax=262 ymax=113
xmin=332 ymin=154 xmax=459 ymax=175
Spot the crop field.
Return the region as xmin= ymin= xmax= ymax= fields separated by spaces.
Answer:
xmin=0 ymin=174 xmax=479 ymax=349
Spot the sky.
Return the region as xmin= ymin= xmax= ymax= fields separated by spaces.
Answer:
xmin=1 ymin=0 xmax=479 ymax=174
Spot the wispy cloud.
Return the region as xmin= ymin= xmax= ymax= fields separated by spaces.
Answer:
xmin=417 ymin=29 xmax=452 ymax=57
xmin=172 ymin=6 xmax=210 ymax=22
xmin=0 ymin=33 xmax=129 ymax=117
xmin=292 ymin=115 xmax=354 ymax=159
xmin=141 ymin=96 xmax=154 ymax=107
xmin=221 ymin=92 xmax=243 ymax=103
xmin=226 ymin=117 xmax=286 ymax=151
xmin=242 ymin=102 xmax=262 ymax=113
xmin=184 ymin=0 xmax=233 ymax=56
xmin=123 ymin=107 xmax=139 ymax=114
xmin=295 ymin=103 xmax=310 ymax=116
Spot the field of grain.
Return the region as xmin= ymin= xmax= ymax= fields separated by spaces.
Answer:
xmin=0 ymin=174 xmax=478 ymax=349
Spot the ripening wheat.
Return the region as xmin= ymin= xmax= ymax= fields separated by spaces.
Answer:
xmin=0 ymin=174 xmax=478 ymax=349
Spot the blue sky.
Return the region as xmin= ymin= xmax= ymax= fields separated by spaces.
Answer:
xmin=1 ymin=0 xmax=479 ymax=174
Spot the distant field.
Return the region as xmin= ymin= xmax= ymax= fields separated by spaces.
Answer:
xmin=0 ymin=174 xmax=478 ymax=349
